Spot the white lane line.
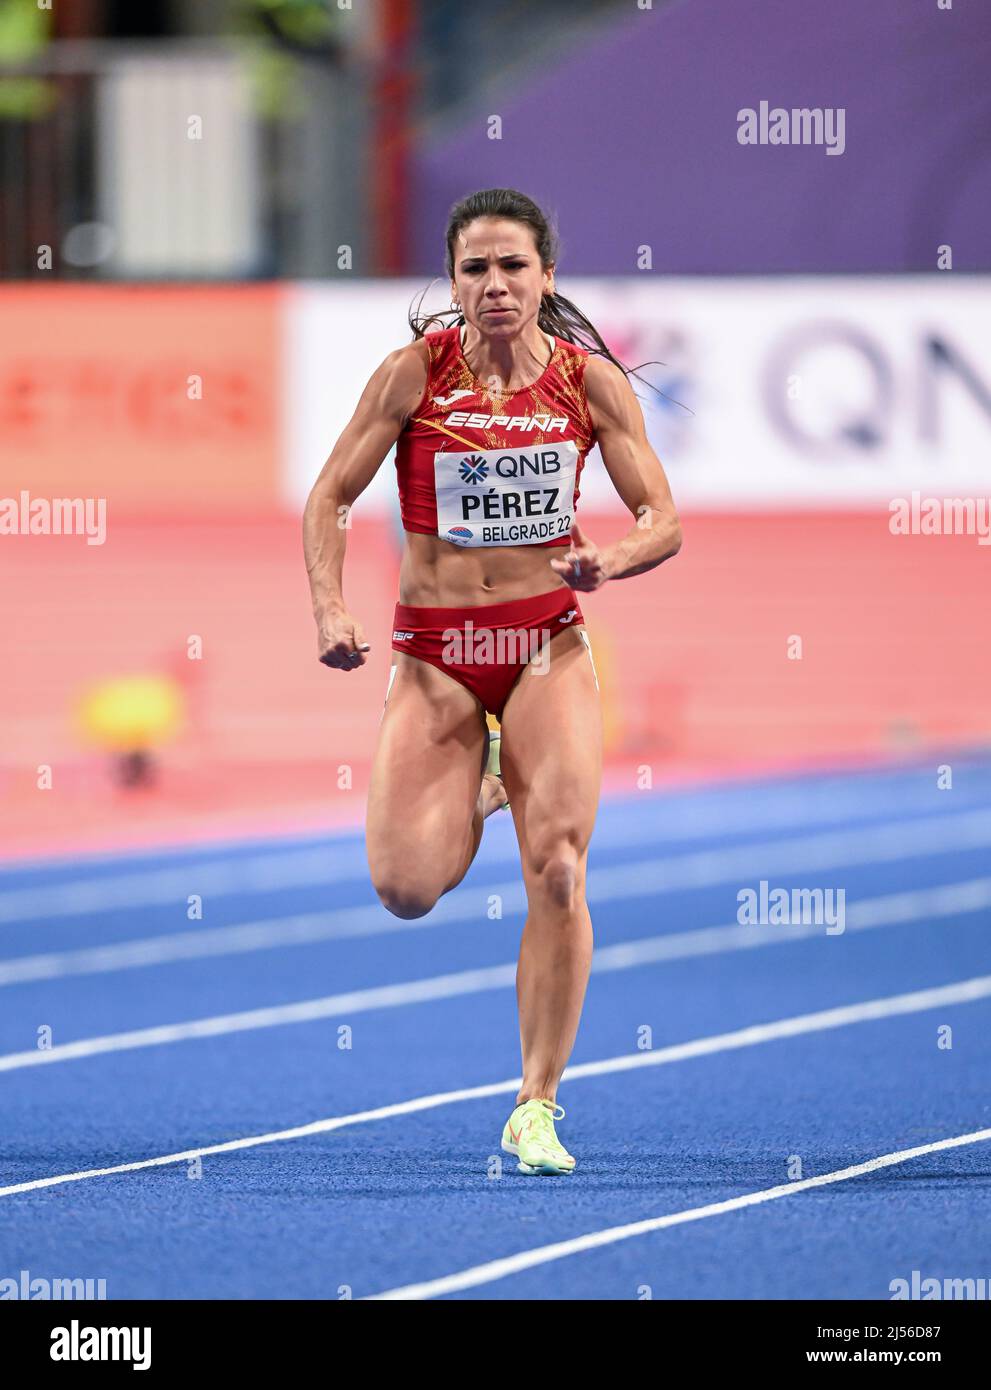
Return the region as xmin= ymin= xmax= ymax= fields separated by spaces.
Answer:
xmin=2 ymin=973 xmax=988 ymax=1200
xmin=0 ymin=1081 xmax=519 ymax=1199
xmin=0 ymin=962 xmax=518 ymax=1073
xmin=2 ymin=868 xmax=989 ymax=989
xmin=0 ymin=906 xmax=397 ymax=985
xmin=0 ymin=844 xmax=360 ymax=925
xmin=2 ymin=803 xmax=989 ymax=926
xmin=369 ymin=1126 xmax=991 ymax=1300
xmin=1 ymin=879 xmax=988 ymax=1066
xmin=590 ymin=878 xmax=991 ymax=971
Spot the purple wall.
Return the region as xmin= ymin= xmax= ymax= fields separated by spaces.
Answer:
xmin=410 ymin=0 xmax=990 ymax=274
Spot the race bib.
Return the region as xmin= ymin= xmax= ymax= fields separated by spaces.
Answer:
xmin=433 ymin=441 xmax=579 ymax=547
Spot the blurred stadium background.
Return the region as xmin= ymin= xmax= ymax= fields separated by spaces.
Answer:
xmin=2 ymin=0 xmax=989 ymax=858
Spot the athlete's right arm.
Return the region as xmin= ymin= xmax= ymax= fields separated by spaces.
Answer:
xmin=303 ymin=344 xmax=426 ymax=670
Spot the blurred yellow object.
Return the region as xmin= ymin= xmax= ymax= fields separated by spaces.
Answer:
xmin=0 ymin=0 xmax=55 ymax=120
xmin=77 ymin=675 xmax=185 ymax=752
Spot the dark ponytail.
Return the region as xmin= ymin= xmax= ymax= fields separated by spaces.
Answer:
xmin=408 ymin=187 xmax=666 ymax=398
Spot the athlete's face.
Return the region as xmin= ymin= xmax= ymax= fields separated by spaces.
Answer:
xmin=450 ymin=218 xmax=555 ymax=338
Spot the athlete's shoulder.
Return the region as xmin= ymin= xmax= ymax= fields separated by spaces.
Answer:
xmin=379 ymin=327 xmax=466 ymax=426
xmin=415 ymin=323 xmax=460 ymax=360
xmin=583 ymin=353 xmax=637 ymax=424
xmin=422 ymin=323 xmax=460 ymax=346
xmin=398 ymin=326 xmax=461 ymax=382
xmin=375 ymin=323 xmax=456 ymax=377
xmin=366 ymin=338 xmax=436 ymax=423
xmin=583 ymin=352 xmax=626 ymax=388
xmin=554 ymin=333 xmax=593 ymax=362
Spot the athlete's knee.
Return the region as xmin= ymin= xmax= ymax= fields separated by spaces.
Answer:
xmin=533 ymin=844 xmax=581 ymax=912
xmin=372 ymin=874 xmax=439 ymax=920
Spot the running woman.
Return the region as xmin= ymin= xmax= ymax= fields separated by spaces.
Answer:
xmin=303 ymin=188 xmax=681 ymax=1175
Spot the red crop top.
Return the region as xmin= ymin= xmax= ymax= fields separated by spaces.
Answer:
xmin=394 ymin=324 xmax=596 ymax=549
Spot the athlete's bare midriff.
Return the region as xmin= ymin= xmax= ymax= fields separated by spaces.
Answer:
xmin=398 ymin=532 xmax=572 ymax=608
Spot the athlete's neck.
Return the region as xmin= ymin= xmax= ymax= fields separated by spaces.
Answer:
xmin=459 ymin=322 xmax=554 ymax=394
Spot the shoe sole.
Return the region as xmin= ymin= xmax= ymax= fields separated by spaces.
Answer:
xmin=501 ymin=1138 xmax=575 ymax=1176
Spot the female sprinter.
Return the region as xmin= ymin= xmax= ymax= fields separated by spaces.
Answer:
xmin=303 ymin=188 xmax=681 ymax=1176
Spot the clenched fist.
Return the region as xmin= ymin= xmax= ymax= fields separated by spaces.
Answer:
xmin=549 ymin=521 xmax=611 ymax=593
xmin=317 ymin=607 xmax=370 ymax=672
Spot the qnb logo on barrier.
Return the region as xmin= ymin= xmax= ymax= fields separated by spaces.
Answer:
xmin=763 ymin=325 xmax=991 ymax=462
xmin=737 ymin=101 xmax=846 ymax=156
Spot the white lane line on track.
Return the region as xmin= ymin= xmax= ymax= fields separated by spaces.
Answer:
xmin=0 ymin=878 xmax=988 ymax=1063
xmin=2 ymin=800 xmax=990 ymax=979
xmin=0 ymin=845 xmax=359 ymax=925
xmin=2 ymin=803 xmax=989 ymax=926
xmin=2 ymin=874 xmax=989 ymax=987
xmin=1 ymin=973 xmax=989 ymax=1199
xmin=0 ymin=961 xmax=518 ymax=1072
xmin=1 ymin=869 xmax=989 ymax=989
xmin=368 ymin=1126 xmax=991 ymax=1300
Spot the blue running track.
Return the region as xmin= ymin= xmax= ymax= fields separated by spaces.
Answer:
xmin=1 ymin=756 xmax=989 ymax=1300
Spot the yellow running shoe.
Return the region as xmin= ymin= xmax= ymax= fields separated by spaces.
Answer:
xmin=501 ymin=1098 xmax=575 ymax=1175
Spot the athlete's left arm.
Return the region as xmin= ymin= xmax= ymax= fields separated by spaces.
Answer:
xmin=550 ymin=356 xmax=682 ymax=591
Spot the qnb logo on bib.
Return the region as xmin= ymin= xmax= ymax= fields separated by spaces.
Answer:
xmin=459 ymin=455 xmax=488 ymax=485
xmin=435 ymin=442 xmax=579 ymax=548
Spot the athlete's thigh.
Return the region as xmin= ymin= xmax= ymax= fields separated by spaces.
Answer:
xmin=366 ymin=652 xmax=488 ymax=887
xmin=499 ymin=625 xmax=603 ymax=873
